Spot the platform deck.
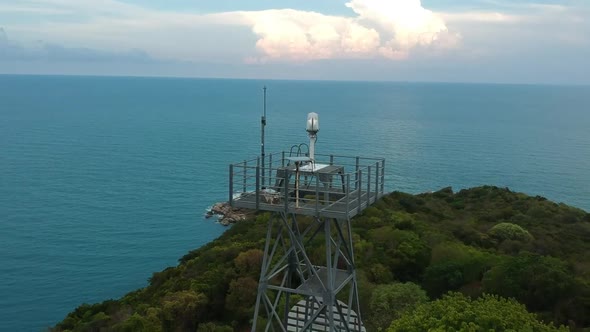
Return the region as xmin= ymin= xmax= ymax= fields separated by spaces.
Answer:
xmin=232 ymin=184 xmax=381 ymax=219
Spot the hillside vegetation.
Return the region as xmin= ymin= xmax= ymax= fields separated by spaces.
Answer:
xmin=54 ymin=186 xmax=590 ymax=331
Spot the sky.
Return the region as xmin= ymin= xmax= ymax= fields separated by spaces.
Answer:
xmin=0 ymin=0 xmax=588 ymax=84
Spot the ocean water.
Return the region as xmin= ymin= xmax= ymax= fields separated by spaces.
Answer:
xmin=1 ymin=75 xmax=589 ymax=331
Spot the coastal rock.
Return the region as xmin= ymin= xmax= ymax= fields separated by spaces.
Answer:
xmin=206 ymin=202 xmax=249 ymax=226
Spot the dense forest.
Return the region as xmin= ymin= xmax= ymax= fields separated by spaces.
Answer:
xmin=53 ymin=186 xmax=590 ymax=331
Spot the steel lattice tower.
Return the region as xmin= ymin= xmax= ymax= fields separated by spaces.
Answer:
xmin=229 ymin=113 xmax=384 ymax=331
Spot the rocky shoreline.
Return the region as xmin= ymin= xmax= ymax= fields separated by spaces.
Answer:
xmin=205 ymin=202 xmax=252 ymax=226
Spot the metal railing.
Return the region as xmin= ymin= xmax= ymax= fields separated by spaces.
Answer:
xmin=229 ymin=152 xmax=385 ymax=219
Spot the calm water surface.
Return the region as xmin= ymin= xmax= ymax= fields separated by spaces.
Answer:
xmin=0 ymin=75 xmax=589 ymax=331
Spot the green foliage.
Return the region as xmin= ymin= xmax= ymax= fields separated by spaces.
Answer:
xmin=396 ymin=192 xmax=425 ymax=213
xmin=369 ymin=282 xmax=428 ymax=331
xmin=388 ymin=292 xmax=569 ymax=332
xmin=556 ymin=278 xmax=590 ymax=328
xmin=489 ymin=222 xmax=533 ymax=242
xmin=423 ymin=242 xmax=497 ymax=297
xmin=115 ymin=312 xmax=161 ymax=332
xmin=356 ymin=270 xmax=377 ymax=321
xmin=224 ymin=277 xmax=258 ymax=321
xmin=367 ymin=263 xmax=394 ymax=284
xmin=390 ymin=211 xmax=416 ymax=230
xmin=54 ymin=301 xmax=129 ymax=332
xmin=482 ymin=252 xmax=575 ymax=312
xmin=367 ymin=227 xmax=430 ymax=280
xmin=53 ymin=186 xmax=590 ymax=331
xmin=196 ymin=322 xmax=234 ymax=332
xmin=233 ymin=249 xmax=263 ymax=278
xmin=161 ymin=290 xmax=208 ymax=331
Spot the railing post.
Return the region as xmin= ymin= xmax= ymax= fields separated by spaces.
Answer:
xmin=357 ymin=169 xmax=362 ymax=214
xmin=284 ymin=169 xmax=290 ymax=213
xmin=367 ymin=166 xmax=371 ymax=207
xmin=282 ymin=151 xmax=285 ymax=167
xmin=256 ymin=158 xmax=260 ymax=210
xmin=242 ymin=160 xmax=247 ymax=193
xmin=330 ymin=154 xmax=334 ymax=166
xmin=355 ymin=157 xmax=360 ymax=190
xmin=268 ymin=153 xmax=273 ymax=185
xmin=381 ymin=160 xmax=385 ymax=196
xmin=375 ymin=162 xmax=379 ymax=203
xmin=229 ymin=164 xmax=234 ymax=207
xmin=315 ymin=173 xmax=320 ymax=216
xmin=346 ymin=174 xmax=350 ymax=217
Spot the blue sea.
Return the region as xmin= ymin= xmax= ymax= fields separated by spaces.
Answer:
xmin=0 ymin=75 xmax=589 ymax=331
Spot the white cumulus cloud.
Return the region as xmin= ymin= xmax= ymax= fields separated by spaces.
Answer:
xmin=234 ymin=0 xmax=459 ymax=62
xmin=10 ymin=0 xmax=584 ymax=65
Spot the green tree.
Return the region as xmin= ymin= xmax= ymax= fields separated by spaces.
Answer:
xmin=367 ymin=227 xmax=430 ymax=280
xmin=482 ymin=253 xmax=575 ymax=311
xmin=160 ymin=290 xmax=208 ymax=331
xmin=488 ymin=222 xmax=533 ymax=242
xmin=388 ymin=293 xmax=568 ymax=332
xmin=51 ymin=187 xmax=590 ymax=332
xmin=225 ymin=277 xmax=258 ymax=321
xmin=369 ymin=282 xmax=428 ymax=331
xmin=423 ymin=242 xmax=497 ymax=297
xmin=115 ymin=312 xmax=161 ymax=332
xmin=234 ymin=249 xmax=263 ymax=277
xmin=422 ymin=261 xmax=465 ymax=297
xmin=367 ymin=263 xmax=394 ymax=284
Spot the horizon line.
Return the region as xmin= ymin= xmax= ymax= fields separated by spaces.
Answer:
xmin=0 ymin=72 xmax=588 ymax=88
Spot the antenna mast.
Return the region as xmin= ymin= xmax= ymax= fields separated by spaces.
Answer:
xmin=261 ymin=86 xmax=267 ymax=187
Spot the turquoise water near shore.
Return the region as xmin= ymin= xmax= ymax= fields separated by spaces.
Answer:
xmin=1 ymin=75 xmax=589 ymax=331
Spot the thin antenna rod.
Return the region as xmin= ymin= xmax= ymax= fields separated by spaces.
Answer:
xmin=261 ymin=86 xmax=267 ymax=187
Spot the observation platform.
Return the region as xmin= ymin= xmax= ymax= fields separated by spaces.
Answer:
xmin=229 ymin=152 xmax=385 ymax=220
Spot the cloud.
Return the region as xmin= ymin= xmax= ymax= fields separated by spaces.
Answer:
xmin=442 ymin=2 xmax=590 ymax=53
xmin=439 ymin=1 xmax=577 ymax=24
xmin=1 ymin=0 xmax=589 ymax=85
xmin=1 ymin=0 xmax=459 ymax=63
xmin=0 ymin=4 xmax=70 ymax=15
xmin=347 ymin=0 xmax=459 ymax=58
xmin=0 ymin=27 xmax=30 ymax=60
xmin=234 ymin=0 xmax=459 ymax=61
xmin=0 ymin=27 xmax=152 ymax=63
xmin=234 ymin=9 xmax=378 ymax=61
xmin=440 ymin=11 xmax=524 ymax=23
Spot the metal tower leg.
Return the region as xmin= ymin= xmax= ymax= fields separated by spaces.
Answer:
xmin=252 ymin=214 xmax=365 ymax=332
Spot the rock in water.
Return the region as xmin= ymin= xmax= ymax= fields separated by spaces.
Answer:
xmin=206 ymin=202 xmax=249 ymax=226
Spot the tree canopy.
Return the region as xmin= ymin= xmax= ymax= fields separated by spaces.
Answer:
xmin=369 ymin=282 xmax=428 ymax=330
xmin=388 ymin=292 xmax=568 ymax=332
xmin=52 ymin=186 xmax=589 ymax=332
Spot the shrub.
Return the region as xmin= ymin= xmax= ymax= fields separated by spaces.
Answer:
xmin=369 ymin=282 xmax=428 ymax=331
xmin=488 ymin=222 xmax=533 ymax=242
xmin=388 ymin=293 xmax=568 ymax=332
xmin=482 ymin=253 xmax=575 ymax=311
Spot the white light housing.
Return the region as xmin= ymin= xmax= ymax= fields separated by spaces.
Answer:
xmin=306 ymin=112 xmax=319 ymax=162
xmin=306 ymin=112 xmax=319 ymax=134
